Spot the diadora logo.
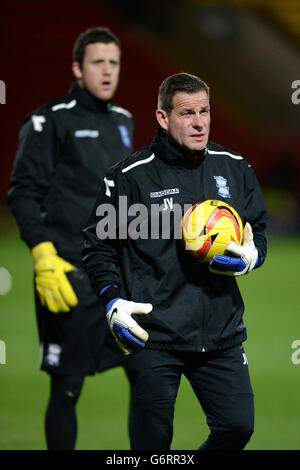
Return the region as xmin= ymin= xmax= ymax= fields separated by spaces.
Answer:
xmin=213 ymin=176 xmax=231 ymax=198
xmin=150 ymin=188 xmax=180 ymax=199
xmin=149 ymin=189 xmax=180 ymax=211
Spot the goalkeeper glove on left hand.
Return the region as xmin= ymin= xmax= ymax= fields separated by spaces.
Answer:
xmin=32 ymin=241 xmax=78 ymax=313
xmin=106 ymin=298 xmax=152 ymax=355
xmin=209 ymin=222 xmax=258 ymax=276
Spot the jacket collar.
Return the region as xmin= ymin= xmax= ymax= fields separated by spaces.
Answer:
xmin=151 ymin=127 xmax=207 ymax=168
xmin=68 ymin=81 xmax=113 ymax=112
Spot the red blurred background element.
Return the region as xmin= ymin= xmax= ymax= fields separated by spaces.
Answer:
xmin=1 ymin=0 xmax=299 ymax=232
xmin=0 ymin=1 xmax=165 ymax=200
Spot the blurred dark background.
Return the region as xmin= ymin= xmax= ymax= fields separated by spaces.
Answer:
xmin=1 ymin=0 xmax=300 ymax=233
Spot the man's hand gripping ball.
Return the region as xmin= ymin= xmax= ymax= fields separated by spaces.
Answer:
xmin=209 ymin=222 xmax=258 ymax=276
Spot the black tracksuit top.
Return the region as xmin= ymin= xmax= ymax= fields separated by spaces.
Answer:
xmin=7 ymin=82 xmax=134 ymax=265
xmin=82 ymin=128 xmax=268 ymax=352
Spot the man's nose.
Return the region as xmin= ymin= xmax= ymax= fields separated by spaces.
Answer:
xmin=102 ymin=62 xmax=111 ymax=75
xmin=192 ymin=114 xmax=203 ymax=129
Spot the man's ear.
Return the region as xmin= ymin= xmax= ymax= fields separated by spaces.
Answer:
xmin=72 ymin=61 xmax=83 ymax=80
xmin=156 ymin=109 xmax=169 ymax=131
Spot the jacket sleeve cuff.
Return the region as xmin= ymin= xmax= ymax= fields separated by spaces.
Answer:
xmin=99 ymin=285 xmax=121 ymax=305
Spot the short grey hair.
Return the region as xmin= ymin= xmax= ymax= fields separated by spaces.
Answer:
xmin=158 ymin=72 xmax=209 ymax=113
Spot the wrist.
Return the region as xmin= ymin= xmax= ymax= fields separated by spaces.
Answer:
xmin=32 ymin=241 xmax=57 ymax=262
xmin=99 ymin=284 xmax=121 ymax=307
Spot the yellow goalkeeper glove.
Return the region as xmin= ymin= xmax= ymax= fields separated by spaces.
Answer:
xmin=32 ymin=241 xmax=78 ymax=313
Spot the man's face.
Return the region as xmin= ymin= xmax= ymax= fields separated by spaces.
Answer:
xmin=72 ymin=42 xmax=121 ymax=101
xmin=156 ymin=90 xmax=210 ymax=153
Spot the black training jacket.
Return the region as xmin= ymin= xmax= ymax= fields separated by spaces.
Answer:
xmin=82 ymin=128 xmax=268 ymax=352
xmin=8 ymin=82 xmax=134 ymax=264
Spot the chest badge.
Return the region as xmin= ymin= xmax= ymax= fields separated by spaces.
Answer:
xmin=118 ymin=125 xmax=131 ymax=148
xmin=213 ymin=176 xmax=231 ymax=198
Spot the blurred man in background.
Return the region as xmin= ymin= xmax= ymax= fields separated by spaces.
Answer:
xmin=7 ymin=27 xmax=134 ymax=450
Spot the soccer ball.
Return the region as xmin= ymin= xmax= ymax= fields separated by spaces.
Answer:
xmin=181 ymin=199 xmax=244 ymax=263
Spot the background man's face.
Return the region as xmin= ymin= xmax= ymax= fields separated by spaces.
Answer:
xmin=73 ymin=42 xmax=121 ymax=101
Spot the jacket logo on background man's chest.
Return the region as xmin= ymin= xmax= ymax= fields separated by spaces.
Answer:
xmin=213 ymin=176 xmax=231 ymax=198
xmin=118 ymin=125 xmax=131 ymax=148
xmin=74 ymin=129 xmax=99 ymax=138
